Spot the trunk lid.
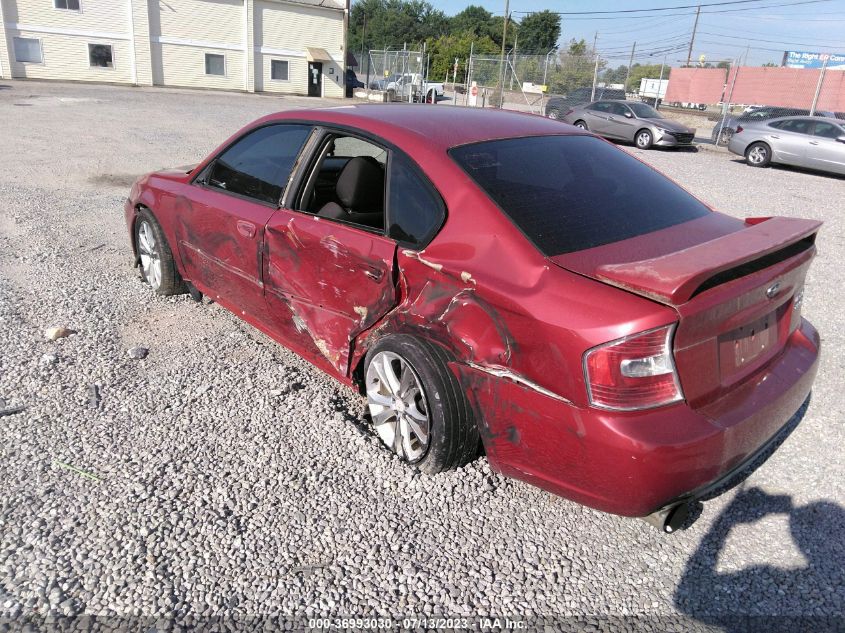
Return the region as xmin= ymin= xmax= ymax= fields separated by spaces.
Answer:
xmin=551 ymin=215 xmax=821 ymax=408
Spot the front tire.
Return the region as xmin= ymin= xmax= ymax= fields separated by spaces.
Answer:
xmin=574 ymin=120 xmax=588 ymax=130
xmin=364 ymin=335 xmax=478 ymax=474
xmin=745 ymin=142 xmax=771 ymax=167
xmin=635 ymin=128 xmax=653 ymax=149
xmin=134 ymin=207 xmax=185 ymax=296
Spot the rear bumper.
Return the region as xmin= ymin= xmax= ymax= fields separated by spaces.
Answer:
xmin=464 ymin=318 xmax=819 ymax=517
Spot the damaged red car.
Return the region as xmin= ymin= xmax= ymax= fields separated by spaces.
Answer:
xmin=125 ymin=106 xmax=820 ymax=532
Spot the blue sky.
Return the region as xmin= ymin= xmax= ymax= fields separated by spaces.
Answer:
xmin=425 ymin=0 xmax=845 ymax=66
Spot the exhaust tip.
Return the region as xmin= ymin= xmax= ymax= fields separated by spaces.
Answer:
xmin=663 ymin=501 xmax=704 ymax=533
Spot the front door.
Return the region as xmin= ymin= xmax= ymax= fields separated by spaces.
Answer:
xmin=769 ymin=118 xmax=813 ymax=166
xmin=176 ymin=123 xmax=313 ymax=318
xmin=308 ymin=62 xmax=322 ymax=97
xmin=263 ymin=211 xmax=397 ymax=375
xmin=807 ymin=121 xmax=845 ymax=175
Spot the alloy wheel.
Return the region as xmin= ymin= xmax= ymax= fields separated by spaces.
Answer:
xmin=636 ymin=131 xmax=652 ymax=148
xmin=548 ymin=109 xmax=559 ymax=120
xmin=748 ymin=145 xmax=768 ymax=164
xmin=137 ymin=220 xmax=162 ymax=291
xmin=365 ymin=351 xmax=431 ymax=462
xmin=575 ymin=121 xmax=587 ymax=130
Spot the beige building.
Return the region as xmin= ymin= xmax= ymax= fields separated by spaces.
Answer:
xmin=0 ymin=0 xmax=348 ymax=98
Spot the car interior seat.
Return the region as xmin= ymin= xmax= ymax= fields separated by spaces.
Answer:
xmin=317 ymin=156 xmax=384 ymax=229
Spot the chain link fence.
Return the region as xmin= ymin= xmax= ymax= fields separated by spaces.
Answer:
xmin=364 ymin=49 xmax=427 ymax=102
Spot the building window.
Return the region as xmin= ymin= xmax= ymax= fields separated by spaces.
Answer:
xmin=205 ymin=53 xmax=225 ymax=76
xmin=54 ymin=0 xmax=81 ymax=10
xmin=13 ymin=37 xmax=43 ymax=63
xmin=271 ymin=60 xmax=289 ymax=81
xmin=88 ymin=43 xmax=114 ymax=68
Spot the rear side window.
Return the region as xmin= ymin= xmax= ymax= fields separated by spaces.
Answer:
xmin=206 ymin=124 xmax=312 ymax=205
xmin=779 ymin=119 xmax=813 ymax=135
xmin=449 ymin=135 xmax=710 ymax=256
xmin=387 ymin=155 xmax=444 ymax=247
xmin=813 ymin=121 xmax=843 ymax=138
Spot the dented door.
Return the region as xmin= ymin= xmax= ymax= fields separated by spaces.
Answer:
xmin=263 ymin=210 xmax=397 ymax=375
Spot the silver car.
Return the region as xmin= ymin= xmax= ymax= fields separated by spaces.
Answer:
xmin=561 ymin=100 xmax=696 ymax=150
xmin=728 ymin=116 xmax=845 ymax=176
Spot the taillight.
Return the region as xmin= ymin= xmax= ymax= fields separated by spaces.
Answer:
xmin=583 ymin=324 xmax=683 ymax=411
xmin=736 ymin=125 xmax=744 ymax=134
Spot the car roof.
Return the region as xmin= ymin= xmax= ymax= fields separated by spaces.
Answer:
xmin=762 ymin=115 xmax=840 ymax=122
xmin=260 ymin=105 xmax=582 ymax=151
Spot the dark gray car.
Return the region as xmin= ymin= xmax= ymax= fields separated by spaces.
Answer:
xmin=561 ymin=100 xmax=696 ymax=150
xmin=728 ymin=115 xmax=845 ymax=175
xmin=545 ymin=87 xmax=626 ymax=119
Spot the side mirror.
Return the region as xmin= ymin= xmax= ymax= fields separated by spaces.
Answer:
xmin=624 ymin=111 xmax=633 ymax=118
xmin=837 ymin=135 xmax=845 ymax=144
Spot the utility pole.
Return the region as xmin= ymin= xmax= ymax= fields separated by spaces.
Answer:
xmin=686 ymin=5 xmax=701 ymax=67
xmin=625 ymin=41 xmax=636 ymax=93
xmin=590 ymin=32 xmax=600 ymax=101
xmin=656 ymin=54 xmax=666 ymax=109
xmin=498 ymin=0 xmax=510 ymax=108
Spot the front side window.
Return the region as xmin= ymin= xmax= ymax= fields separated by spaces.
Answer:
xmin=88 ymin=44 xmax=113 ymax=68
xmin=387 ymin=155 xmax=445 ymax=247
xmin=628 ymin=102 xmax=661 ymax=119
xmin=205 ymin=53 xmax=225 ymax=76
xmin=205 ymin=124 xmax=312 ymax=205
xmin=271 ymin=59 xmax=289 ymax=81
xmin=13 ymin=37 xmax=42 ymax=63
xmin=55 ymin=0 xmax=80 ymax=10
xmin=813 ymin=121 xmax=843 ymax=139
xmin=450 ymin=135 xmax=710 ymax=256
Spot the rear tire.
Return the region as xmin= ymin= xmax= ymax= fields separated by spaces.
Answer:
xmin=134 ymin=207 xmax=185 ymax=296
xmin=635 ymin=128 xmax=653 ymax=149
xmin=364 ymin=335 xmax=478 ymax=474
xmin=547 ymin=107 xmax=560 ymax=120
xmin=745 ymin=141 xmax=771 ymax=167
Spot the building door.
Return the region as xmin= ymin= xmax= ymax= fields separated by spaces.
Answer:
xmin=308 ymin=62 xmax=322 ymax=97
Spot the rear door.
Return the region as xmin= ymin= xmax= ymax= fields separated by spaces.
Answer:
xmin=262 ymin=132 xmax=396 ymax=375
xmin=585 ymin=102 xmax=613 ymax=134
xmin=177 ymin=123 xmax=313 ymax=319
xmin=806 ymin=120 xmax=845 ymax=175
xmin=769 ymin=118 xmax=813 ymax=165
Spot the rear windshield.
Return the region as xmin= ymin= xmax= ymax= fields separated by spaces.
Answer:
xmin=449 ymin=135 xmax=710 ymax=256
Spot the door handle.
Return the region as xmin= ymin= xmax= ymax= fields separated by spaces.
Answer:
xmin=809 ymin=141 xmax=819 ymax=145
xmin=236 ymin=220 xmax=256 ymax=238
xmin=608 ymin=116 xmax=616 ymax=121
xmin=769 ymin=135 xmax=780 ymax=139
xmin=363 ymin=266 xmax=384 ymax=282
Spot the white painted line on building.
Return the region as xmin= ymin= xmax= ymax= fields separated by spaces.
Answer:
xmin=5 ymin=23 xmax=130 ymax=40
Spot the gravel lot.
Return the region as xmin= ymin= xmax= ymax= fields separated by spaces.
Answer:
xmin=0 ymin=80 xmax=843 ymax=631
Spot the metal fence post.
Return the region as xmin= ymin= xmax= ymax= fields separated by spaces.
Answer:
xmin=717 ymin=60 xmax=740 ymax=146
xmin=810 ymin=56 xmax=829 ymax=116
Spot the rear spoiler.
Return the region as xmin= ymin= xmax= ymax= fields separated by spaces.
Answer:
xmin=595 ymin=217 xmax=822 ymax=306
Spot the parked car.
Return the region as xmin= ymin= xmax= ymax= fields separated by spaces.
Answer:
xmin=562 ymin=100 xmax=696 ymax=149
xmin=711 ymin=106 xmax=837 ymax=145
xmin=369 ymin=73 xmax=443 ymax=102
xmin=728 ymin=115 xmax=845 ymax=175
xmin=126 ymin=106 xmax=820 ymax=532
xmin=545 ymin=86 xmax=625 ymax=119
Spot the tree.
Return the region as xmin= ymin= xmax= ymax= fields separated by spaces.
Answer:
xmin=449 ymin=5 xmax=495 ymax=39
xmin=349 ymin=0 xmax=449 ymax=58
xmin=515 ymin=10 xmax=561 ymax=53
xmin=762 ymin=61 xmax=778 ymax=67
xmin=426 ymin=32 xmax=498 ymax=83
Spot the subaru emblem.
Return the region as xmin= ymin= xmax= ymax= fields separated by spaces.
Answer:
xmin=766 ymin=282 xmax=781 ymax=299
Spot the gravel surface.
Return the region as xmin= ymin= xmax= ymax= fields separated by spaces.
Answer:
xmin=0 ymin=80 xmax=843 ymax=631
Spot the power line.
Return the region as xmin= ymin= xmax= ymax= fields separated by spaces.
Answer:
xmin=699 ymin=30 xmax=845 ymax=48
xmin=518 ymin=0 xmax=806 ymax=16
xmin=536 ymin=0 xmax=833 ymax=20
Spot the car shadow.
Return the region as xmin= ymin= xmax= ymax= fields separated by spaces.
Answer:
xmin=729 ymin=158 xmax=845 ymax=181
xmin=674 ymin=487 xmax=845 ymax=632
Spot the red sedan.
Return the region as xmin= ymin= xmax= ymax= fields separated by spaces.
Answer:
xmin=125 ymin=106 xmax=820 ymax=532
